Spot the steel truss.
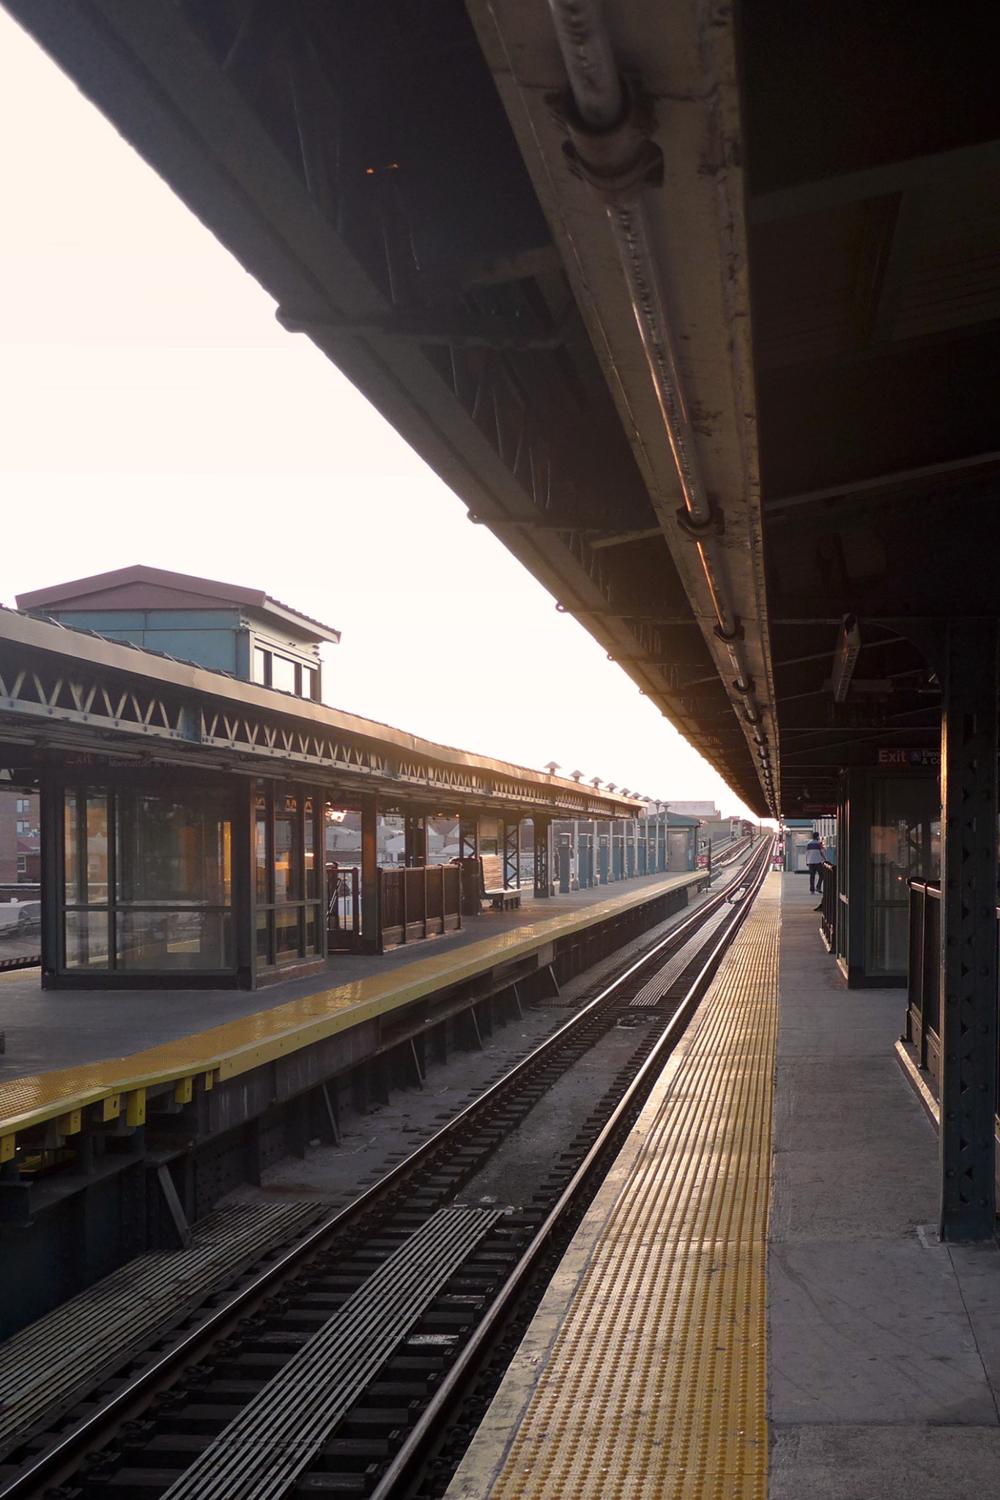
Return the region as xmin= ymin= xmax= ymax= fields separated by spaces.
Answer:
xmin=0 ymin=0 xmax=765 ymax=811
xmin=0 ymin=643 xmax=627 ymax=820
xmin=502 ymin=819 xmax=521 ymax=889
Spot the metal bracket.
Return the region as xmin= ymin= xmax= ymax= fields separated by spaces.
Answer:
xmin=550 ymin=75 xmax=663 ymax=200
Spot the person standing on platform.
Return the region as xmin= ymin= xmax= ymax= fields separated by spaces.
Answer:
xmin=805 ymin=831 xmax=825 ymax=895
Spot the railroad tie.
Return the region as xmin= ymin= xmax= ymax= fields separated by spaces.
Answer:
xmin=0 ymin=1198 xmax=323 ymax=1461
xmin=161 ymin=1206 xmax=503 ymax=1500
xmin=628 ymin=906 xmax=729 ymax=1006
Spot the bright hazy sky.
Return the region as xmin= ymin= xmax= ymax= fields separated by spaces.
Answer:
xmin=0 ymin=12 xmax=759 ymax=817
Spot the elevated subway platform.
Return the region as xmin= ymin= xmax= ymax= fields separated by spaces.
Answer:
xmin=0 ymin=868 xmax=714 ymax=1312
xmin=446 ymin=875 xmax=1000 ymax=1500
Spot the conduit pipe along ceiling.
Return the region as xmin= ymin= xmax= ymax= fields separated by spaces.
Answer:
xmin=1 ymin=0 xmax=775 ymax=815
xmin=541 ymin=0 xmax=777 ymax=812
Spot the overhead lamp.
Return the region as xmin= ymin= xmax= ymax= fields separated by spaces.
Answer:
xmin=831 ymin=614 xmax=862 ymax=703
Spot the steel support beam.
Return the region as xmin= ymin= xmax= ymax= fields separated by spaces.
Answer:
xmin=502 ymin=819 xmax=521 ymax=889
xmin=458 ymin=818 xmax=480 ymax=860
xmin=533 ymin=816 xmax=552 ymax=898
xmin=360 ymin=793 xmax=381 ymax=955
xmin=939 ymin=618 xmax=998 ymax=1241
xmin=404 ymin=813 xmax=427 ymax=868
xmin=557 ymin=832 xmax=572 ymax=893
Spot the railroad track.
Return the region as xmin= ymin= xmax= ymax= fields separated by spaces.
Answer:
xmin=0 ymin=954 xmax=40 ymax=973
xmin=1 ymin=839 xmax=772 ymax=1500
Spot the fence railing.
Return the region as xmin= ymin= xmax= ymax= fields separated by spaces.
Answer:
xmin=380 ymin=864 xmax=462 ymax=948
xmin=327 ymin=865 xmax=361 ymax=952
xmin=818 ymin=860 xmax=838 ymax=951
xmin=906 ymin=879 xmax=942 ymax=1078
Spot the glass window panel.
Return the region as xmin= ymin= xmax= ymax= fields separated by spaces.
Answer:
xmin=85 ymin=794 xmax=109 ymax=903
xmin=116 ymin=789 xmax=231 ymax=905
xmin=274 ymin=796 xmax=301 ymax=901
xmin=304 ymin=798 xmax=317 ymax=898
xmin=256 ymin=909 xmax=271 ymax=963
xmin=302 ymin=666 xmax=317 ymax=701
xmin=65 ymin=910 xmax=110 ymax=970
xmin=867 ymin=775 xmax=940 ymax=975
xmin=304 ymin=905 xmax=319 ymax=957
xmin=271 ymin=655 xmax=296 ymax=694
xmin=117 ymin=910 xmax=232 ymax=971
xmin=252 ymin=647 xmax=270 ymax=685
xmin=255 ymin=794 xmax=269 ymax=904
xmin=64 ymin=791 xmax=80 ymax=903
xmin=274 ymin=905 xmax=301 ymax=960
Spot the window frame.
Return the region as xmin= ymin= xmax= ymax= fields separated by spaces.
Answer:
xmin=58 ymin=782 xmax=236 ymax=976
xmin=251 ymin=781 xmax=325 ymax=972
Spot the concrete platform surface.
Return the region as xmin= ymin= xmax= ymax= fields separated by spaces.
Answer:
xmin=445 ymin=871 xmax=780 ymax=1499
xmin=770 ymin=876 xmax=1000 ymax=1497
xmin=444 ymin=873 xmax=1000 ymax=1500
xmin=0 ymin=867 xmax=710 ymax=1138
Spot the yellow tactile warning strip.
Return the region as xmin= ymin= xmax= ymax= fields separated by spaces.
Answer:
xmin=0 ymin=871 xmax=704 ymax=1149
xmin=452 ymin=873 xmax=781 ymax=1500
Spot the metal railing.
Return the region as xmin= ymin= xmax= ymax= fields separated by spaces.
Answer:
xmin=380 ymin=864 xmax=462 ymax=948
xmin=906 ymin=879 xmax=942 ymax=1074
xmin=818 ymin=860 xmax=838 ymax=951
xmin=326 ymin=866 xmax=360 ymax=952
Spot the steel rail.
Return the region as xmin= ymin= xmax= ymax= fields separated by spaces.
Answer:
xmin=0 ymin=954 xmax=40 ymax=972
xmin=368 ymin=836 xmax=774 ymax=1499
xmin=0 ymin=841 xmax=769 ymax=1500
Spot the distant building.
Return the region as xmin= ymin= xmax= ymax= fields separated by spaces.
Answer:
xmin=666 ymin=800 xmax=719 ymax=819
xmin=17 ymin=564 xmax=340 ymax=703
xmin=0 ymin=790 xmax=40 ymax=883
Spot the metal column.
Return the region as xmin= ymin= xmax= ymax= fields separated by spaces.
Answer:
xmin=502 ymin=819 xmax=521 ymax=889
xmin=598 ymin=831 xmax=609 ymax=884
xmin=459 ymin=818 xmax=479 ymax=860
xmin=579 ymin=827 xmax=593 ymax=888
xmin=360 ymin=793 xmax=381 ymax=954
xmin=404 ymin=813 xmax=427 ymax=868
xmin=533 ymin=816 xmax=552 ymax=898
xmin=558 ymin=833 xmax=572 ymax=893
xmin=939 ymin=618 xmax=998 ymax=1241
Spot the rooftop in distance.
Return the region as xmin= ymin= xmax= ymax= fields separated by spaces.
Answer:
xmin=16 ymin=564 xmax=340 ymax=702
xmin=16 ymin=564 xmax=341 ymax=645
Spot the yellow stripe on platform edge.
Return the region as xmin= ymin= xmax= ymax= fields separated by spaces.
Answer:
xmin=486 ymin=873 xmax=781 ymax=1500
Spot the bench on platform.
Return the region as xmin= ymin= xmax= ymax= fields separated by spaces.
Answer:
xmin=480 ymin=854 xmax=522 ymax=910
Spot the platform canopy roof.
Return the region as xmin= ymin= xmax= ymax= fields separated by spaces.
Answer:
xmin=6 ymin=0 xmax=998 ymax=815
xmin=0 ymin=607 xmax=643 ymax=820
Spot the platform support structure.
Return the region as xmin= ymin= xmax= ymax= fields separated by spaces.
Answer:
xmin=598 ymin=831 xmax=609 ymax=885
xmin=576 ymin=826 xmax=592 ymax=888
xmin=533 ymin=815 xmax=552 ymax=897
xmin=458 ymin=818 xmax=479 ymax=861
xmin=360 ymin=793 xmax=381 ymax=954
xmin=502 ymin=819 xmax=521 ymax=889
xmin=557 ymin=833 xmax=572 ymax=893
xmin=939 ymin=617 xmax=998 ymax=1241
xmin=404 ymin=813 xmax=427 ymax=868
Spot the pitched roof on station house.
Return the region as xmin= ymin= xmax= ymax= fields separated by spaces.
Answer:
xmin=16 ymin=565 xmax=341 ymax=645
